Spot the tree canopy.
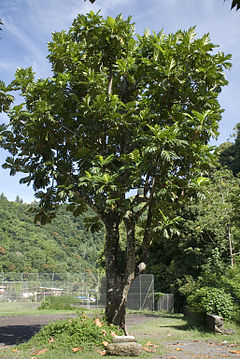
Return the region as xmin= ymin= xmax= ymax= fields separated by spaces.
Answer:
xmin=218 ymin=123 xmax=240 ymax=175
xmin=0 ymin=11 xmax=231 ymax=328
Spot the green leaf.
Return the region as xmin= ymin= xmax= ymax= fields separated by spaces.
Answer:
xmin=106 ymin=16 xmax=116 ymax=29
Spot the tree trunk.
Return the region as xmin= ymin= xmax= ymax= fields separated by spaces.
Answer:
xmin=104 ymin=213 xmax=136 ymax=332
xmin=104 ymin=212 xmax=125 ymax=329
xmin=228 ymin=224 xmax=234 ymax=267
xmin=121 ymin=217 xmax=137 ymax=333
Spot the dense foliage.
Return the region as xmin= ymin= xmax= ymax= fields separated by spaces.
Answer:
xmin=145 ymin=123 xmax=240 ymax=315
xmin=30 ymin=314 xmax=123 ymax=350
xmin=218 ymin=123 xmax=240 ymax=176
xmin=0 ymin=194 xmax=104 ymax=273
xmin=187 ymin=287 xmax=234 ymax=319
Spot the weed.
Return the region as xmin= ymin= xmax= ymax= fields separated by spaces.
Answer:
xmin=27 ymin=313 xmax=123 ymax=350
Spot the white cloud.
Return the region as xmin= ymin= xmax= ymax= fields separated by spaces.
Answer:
xmin=0 ymin=60 xmax=17 ymax=70
xmin=5 ymin=18 xmax=46 ymax=61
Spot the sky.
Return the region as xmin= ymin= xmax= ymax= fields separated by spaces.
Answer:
xmin=0 ymin=0 xmax=239 ymax=203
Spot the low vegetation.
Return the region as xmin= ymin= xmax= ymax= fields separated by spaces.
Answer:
xmin=38 ymin=295 xmax=78 ymax=310
xmin=29 ymin=314 xmax=123 ymax=351
xmin=187 ymin=287 xmax=234 ymax=319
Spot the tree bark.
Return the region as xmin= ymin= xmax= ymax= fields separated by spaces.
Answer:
xmin=121 ymin=217 xmax=136 ymax=333
xmin=228 ymin=224 xmax=234 ymax=267
xmin=104 ymin=212 xmax=125 ymax=329
xmin=104 ymin=212 xmax=137 ymax=332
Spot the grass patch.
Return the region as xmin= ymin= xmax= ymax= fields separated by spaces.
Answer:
xmin=1 ymin=348 xmax=149 ymax=359
xmin=0 ymin=301 xmax=101 ymax=316
xmin=0 ymin=302 xmax=40 ymax=316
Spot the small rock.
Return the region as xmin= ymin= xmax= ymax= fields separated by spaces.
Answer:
xmin=106 ymin=342 xmax=142 ymax=356
xmin=222 ymin=328 xmax=235 ymax=335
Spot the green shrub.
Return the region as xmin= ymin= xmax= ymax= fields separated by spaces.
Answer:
xmin=221 ymin=267 xmax=240 ymax=305
xmin=178 ymin=275 xmax=198 ymax=297
xmin=231 ymin=305 xmax=240 ymax=324
xmin=187 ymin=287 xmax=234 ymax=319
xmin=38 ymin=295 xmax=76 ymax=310
xmin=29 ymin=314 xmax=123 ymax=350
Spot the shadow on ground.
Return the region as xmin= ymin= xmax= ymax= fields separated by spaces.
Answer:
xmin=0 ymin=325 xmax=41 ymax=345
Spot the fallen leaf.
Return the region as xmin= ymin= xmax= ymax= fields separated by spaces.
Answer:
xmin=142 ymin=347 xmax=154 ymax=353
xmin=95 ymin=318 xmax=103 ymax=327
xmin=229 ymin=350 xmax=240 ymax=354
xmin=72 ymin=347 xmax=83 ymax=352
xmin=102 ymin=341 xmax=108 ymax=347
xmin=110 ymin=330 xmax=117 ymax=337
xmin=31 ymin=357 xmax=38 ymax=359
xmin=145 ymin=341 xmax=154 ymax=346
xmin=48 ymin=337 xmax=54 ymax=344
xmin=97 ymin=349 xmax=106 ymax=356
xmin=33 ymin=348 xmax=48 ymax=355
xmin=193 ymin=340 xmax=201 ymax=342
xmin=12 ymin=348 xmax=18 ymax=352
xmin=175 ymin=347 xmax=183 ymax=351
xmin=145 ymin=341 xmax=158 ymax=349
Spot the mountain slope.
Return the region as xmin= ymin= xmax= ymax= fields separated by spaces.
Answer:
xmin=0 ymin=194 xmax=104 ymax=273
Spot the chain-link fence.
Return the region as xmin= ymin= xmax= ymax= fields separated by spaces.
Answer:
xmin=0 ymin=272 xmax=100 ymax=304
xmin=98 ymin=274 xmax=154 ymax=311
xmin=0 ymin=272 xmax=154 ymax=311
xmin=156 ymin=293 xmax=174 ymax=312
xmin=127 ymin=274 xmax=154 ymax=310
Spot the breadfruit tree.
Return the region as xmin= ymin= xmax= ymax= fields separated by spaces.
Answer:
xmin=0 ymin=12 xmax=231 ymax=329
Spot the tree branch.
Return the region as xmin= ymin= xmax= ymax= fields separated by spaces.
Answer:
xmin=107 ymin=66 xmax=113 ymax=99
xmin=74 ymin=190 xmax=103 ymax=219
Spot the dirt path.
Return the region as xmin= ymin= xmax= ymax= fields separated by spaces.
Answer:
xmin=0 ymin=314 xmax=77 ymax=346
xmin=0 ymin=313 xmax=239 ymax=358
xmin=153 ymin=339 xmax=240 ymax=359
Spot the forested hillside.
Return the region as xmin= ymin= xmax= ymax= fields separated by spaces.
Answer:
xmin=0 ymin=194 xmax=104 ymax=273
